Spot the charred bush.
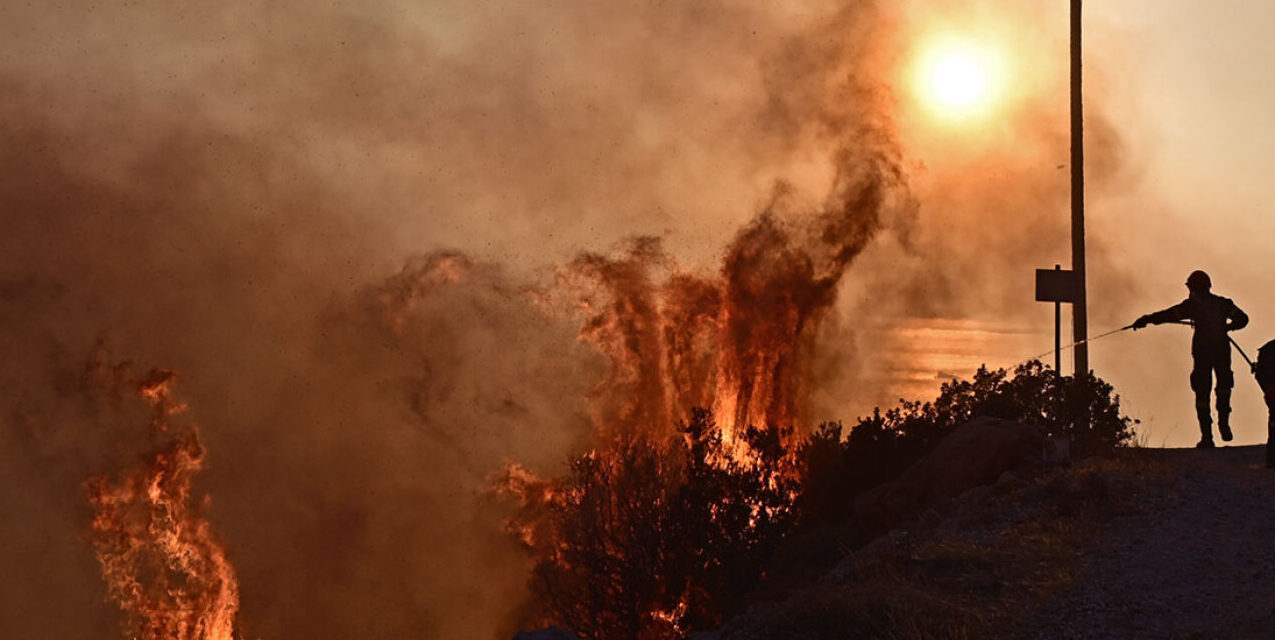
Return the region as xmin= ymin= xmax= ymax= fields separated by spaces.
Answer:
xmin=676 ymin=409 xmax=799 ymax=626
xmin=518 ymin=437 xmax=683 ymax=640
xmin=507 ymin=410 xmax=798 ymax=640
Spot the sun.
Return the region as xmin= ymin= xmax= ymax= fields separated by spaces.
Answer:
xmin=912 ymin=37 xmax=1004 ymax=122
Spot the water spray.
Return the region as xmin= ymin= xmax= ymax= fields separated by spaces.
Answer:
xmin=929 ymin=323 xmax=1136 ymax=383
xmin=1029 ymin=323 xmax=1133 ymax=363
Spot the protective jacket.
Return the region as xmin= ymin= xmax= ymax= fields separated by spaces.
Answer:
xmin=1141 ymin=292 xmax=1249 ymax=356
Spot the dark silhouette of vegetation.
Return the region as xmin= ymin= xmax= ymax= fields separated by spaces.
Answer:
xmin=800 ymin=361 xmax=1137 ymax=526
xmin=522 ymin=436 xmax=683 ymax=640
xmin=519 ymin=411 xmax=797 ymax=640
xmin=514 ymin=361 xmax=1136 ymax=639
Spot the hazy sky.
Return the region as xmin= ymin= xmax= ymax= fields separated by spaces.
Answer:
xmin=1079 ymin=1 xmax=1275 ymax=446
xmin=1102 ymin=0 xmax=1275 ymax=221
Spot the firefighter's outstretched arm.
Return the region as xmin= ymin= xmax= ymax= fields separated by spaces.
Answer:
xmin=1132 ymin=302 xmax=1189 ymax=331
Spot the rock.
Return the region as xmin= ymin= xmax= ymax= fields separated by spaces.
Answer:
xmin=995 ymin=470 xmax=1030 ymax=493
xmin=853 ymin=416 xmax=1044 ymax=533
xmin=853 ymin=531 xmax=900 ymax=561
xmin=957 ymin=484 xmax=994 ymax=507
xmin=1042 ymin=433 xmax=1071 ymax=465
xmin=513 ymin=627 xmax=584 ymax=640
xmin=823 ymin=529 xmax=924 ymax=584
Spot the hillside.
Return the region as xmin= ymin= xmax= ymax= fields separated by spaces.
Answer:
xmin=718 ymin=445 xmax=1275 ymax=640
xmin=1013 ymin=445 xmax=1275 ymax=639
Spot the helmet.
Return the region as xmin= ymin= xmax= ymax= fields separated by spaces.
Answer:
xmin=1186 ymin=270 xmax=1211 ymax=291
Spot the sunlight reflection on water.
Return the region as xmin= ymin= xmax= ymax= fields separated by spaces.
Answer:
xmin=867 ymin=317 xmax=1050 ymax=404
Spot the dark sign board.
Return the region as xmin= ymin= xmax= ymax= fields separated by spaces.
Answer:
xmin=1036 ymin=268 xmax=1079 ymax=303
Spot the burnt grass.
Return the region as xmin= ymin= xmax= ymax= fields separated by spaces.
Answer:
xmin=719 ymin=449 xmax=1166 ymax=640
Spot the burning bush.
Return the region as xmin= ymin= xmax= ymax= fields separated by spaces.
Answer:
xmin=501 ymin=410 xmax=799 ymax=640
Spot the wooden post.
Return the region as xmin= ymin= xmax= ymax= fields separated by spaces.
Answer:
xmin=1070 ymin=0 xmax=1089 ymax=377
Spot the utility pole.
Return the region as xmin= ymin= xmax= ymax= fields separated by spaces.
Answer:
xmin=1070 ymin=0 xmax=1089 ymax=376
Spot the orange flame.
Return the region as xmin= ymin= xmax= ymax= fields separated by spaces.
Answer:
xmin=85 ymin=368 xmax=241 ymax=640
xmin=564 ymin=209 xmax=881 ymax=454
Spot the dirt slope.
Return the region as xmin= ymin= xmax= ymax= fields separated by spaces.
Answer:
xmin=719 ymin=445 xmax=1275 ymax=640
xmin=1014 ymin=445 xmax=1275 ymax=640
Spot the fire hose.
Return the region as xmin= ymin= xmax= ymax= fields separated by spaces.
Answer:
xmin=1026 ymin=320 xmax=1257 ymax=378
xmin=1157 ymin=320 xmax=1257 ymax=373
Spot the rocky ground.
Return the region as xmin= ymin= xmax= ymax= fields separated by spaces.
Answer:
xmin=518 ymin=444 xmax=1275 ymax=640
xmin=719 ymin=444 xmax=1275 ymax=640
xmin=1012 ymin=445 xmax=1275 ymax=640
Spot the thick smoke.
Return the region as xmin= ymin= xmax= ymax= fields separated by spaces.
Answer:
xmin=0 ymin=1 xmax=888 ymax=638
xmin=0 ymin=0 xmax=1150 ymax=639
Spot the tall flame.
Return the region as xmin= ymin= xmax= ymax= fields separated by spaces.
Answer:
xmin=561 ymin=158 xmax=900 ymax=449
xmin=369 ymin=137 xmax=906 ymax=457
xmin=85 ymin=368 xmax=241 ymax=640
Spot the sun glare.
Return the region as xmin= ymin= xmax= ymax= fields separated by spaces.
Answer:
xmin=913 ymin=37 xmax=1003 ymax=123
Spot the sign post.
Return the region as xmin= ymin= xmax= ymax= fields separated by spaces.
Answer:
xmin=1036 ymin=265 xmax=1080 ymax=374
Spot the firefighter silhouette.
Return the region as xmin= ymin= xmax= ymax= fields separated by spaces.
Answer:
xmin=1254 ymin=340 xmax=1275 ymax=467
xmin=1132 ymin=270 xmax=1249 ymax=448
